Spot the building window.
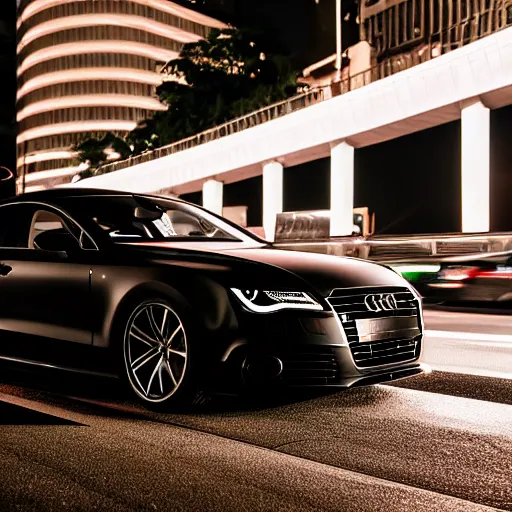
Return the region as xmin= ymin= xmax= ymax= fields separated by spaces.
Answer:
xmin=19 ymin=106 xmax=153 ymax=132
xmin=19 ymin=54 xmax=155 ymax=87
xmin=18 ymin=81 xmax=156 ymax=109
xmin=19 ymin=26 xmax=184 ymax=65
xmin=19 ymin=1 xmax=212 ymax=41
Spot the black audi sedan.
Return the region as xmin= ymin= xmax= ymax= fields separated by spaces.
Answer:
xmin=0 ymin=189 xmax=425 ymax=408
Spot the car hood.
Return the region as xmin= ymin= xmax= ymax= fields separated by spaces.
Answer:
xmin=125 ymin=242 xmax=410 ymax=297
xmin=219 ymin=247 xmax=410 ymax=296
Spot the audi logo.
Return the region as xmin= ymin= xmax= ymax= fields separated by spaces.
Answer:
xmin=364 ymin=293 xmax=398 ymax=312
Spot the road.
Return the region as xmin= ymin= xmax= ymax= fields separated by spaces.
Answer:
xmin=0 ymin=310 xmax=511 ymax=512
xmin=424 ymin=309 xmax=512 ymax=379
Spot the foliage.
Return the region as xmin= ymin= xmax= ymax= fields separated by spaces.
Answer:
xmin=73 ymin=132 xmax=131 ymax=178
xmin=125 ymin=119 xmax=159 ymax=156
xmin=128 ymin=27 xmax=302 ymax=151
xmin=75 ymin=26 xmax=303 ymax=177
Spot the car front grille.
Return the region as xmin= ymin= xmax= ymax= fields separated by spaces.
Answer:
xmin=279 ymin=346 xmax=340 ymax=385
xmin=327 ymin=286 xmax=422 ymax=369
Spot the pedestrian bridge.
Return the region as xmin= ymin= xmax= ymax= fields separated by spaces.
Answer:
xmin=75 ymin=27 xmax=512 ymax=239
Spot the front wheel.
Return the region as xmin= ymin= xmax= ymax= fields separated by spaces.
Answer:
xmin=122 ymin=299 xmax=193 ymax=408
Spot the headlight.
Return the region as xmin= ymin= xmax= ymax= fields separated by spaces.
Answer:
xmin=230 ymin=288 xmax=322 ymax=312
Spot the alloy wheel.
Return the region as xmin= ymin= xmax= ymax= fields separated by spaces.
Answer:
xmin=124 ymin=301 xmax=188 ymax=403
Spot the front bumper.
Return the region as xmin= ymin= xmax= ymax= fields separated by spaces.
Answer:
xmin=290 ymin=362 xmax=428 ymax=389
xmin=213 ymin=304 xmax=424 ymax=392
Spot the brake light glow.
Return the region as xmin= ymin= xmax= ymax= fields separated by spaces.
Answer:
xmin=439 ymin=267 xmax=479 ymax=281
xmin=476 ymin=268 xmax=512 ymax=279
xmin=428 ymin=283 xmax=464 ymax=289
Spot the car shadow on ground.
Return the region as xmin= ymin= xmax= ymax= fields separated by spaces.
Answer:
xmin=0 ymin=401 xmax=83 ymax=426
xmin=0 ymin=364 xmax=391 ymax=419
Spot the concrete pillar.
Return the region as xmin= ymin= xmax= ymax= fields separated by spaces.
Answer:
xmin=461 ymin=101 xmax=490 ymax=233
xmin=330 ymin=141 xmax=355 ymax=237
xmin=202 ymin=179 xmax=223 ymax=216
xmin=262 ymin=161 xmax=283 ymax=242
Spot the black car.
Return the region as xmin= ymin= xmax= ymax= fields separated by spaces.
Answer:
xmin=0 ymin=189 xmax=425 ymax=408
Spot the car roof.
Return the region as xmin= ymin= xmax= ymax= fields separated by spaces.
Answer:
xmin=0 ymin=188 xmax=185 ymax=205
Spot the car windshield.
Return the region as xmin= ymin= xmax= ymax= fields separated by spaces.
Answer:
xmin=63 ymin=195 xmax=261 ymax=244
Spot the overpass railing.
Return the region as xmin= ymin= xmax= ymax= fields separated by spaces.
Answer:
xmin=274 ymin=232 xmax=512 ymax=262
xmin=95 ymin=16 xmax=511 ymax=178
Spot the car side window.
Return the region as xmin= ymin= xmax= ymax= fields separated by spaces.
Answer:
xmin=0 ymin=204 xmax=33 ymax=249
xmin=28 ymin=209 xmax=73 ymax=249
xmin=0 ymin=203 xmax=94 ymax=251
xmin=27 ymin=207 xmax=99 ymax=251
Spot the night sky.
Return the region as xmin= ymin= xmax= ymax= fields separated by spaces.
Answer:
xmin=181 ymin=0 xmax=359 ymax=68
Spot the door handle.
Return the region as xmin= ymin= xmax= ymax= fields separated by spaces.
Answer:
xmin=0 ymin=264 xmax=12 ymax=277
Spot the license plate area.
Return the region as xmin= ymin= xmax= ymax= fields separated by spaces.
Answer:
xmin=355 ymin=316 xmax=420 ymax=343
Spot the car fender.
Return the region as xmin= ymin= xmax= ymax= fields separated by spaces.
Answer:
xmin=105 ymin=275 xmax=237 ymax=354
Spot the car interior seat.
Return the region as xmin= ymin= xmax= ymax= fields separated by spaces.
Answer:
xmin=28 ymin=210 xmax=65 ymax=249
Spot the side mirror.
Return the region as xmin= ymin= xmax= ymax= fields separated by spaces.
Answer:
xmin=33 ymin=229 xmax=80 ymax=255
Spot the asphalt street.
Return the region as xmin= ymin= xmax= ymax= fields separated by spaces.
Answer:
xmin=424 ymin=309 xmax=512 ymax=378
xmin=0 ymin=310 xmax=511 ymax=512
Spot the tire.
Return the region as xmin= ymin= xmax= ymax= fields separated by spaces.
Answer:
xmin=121 ymin=297 xmax=198 ymax=410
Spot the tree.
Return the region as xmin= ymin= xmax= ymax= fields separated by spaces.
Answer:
xmin=76 ymin=26 xmax=303 ymax=174
xmin=125 ymin=119 xmax=158 ymax=156
xmin=73 ymin=132 xmax=131 ymax=178
xmin=129 ymin=27 xmax=303 ymax=151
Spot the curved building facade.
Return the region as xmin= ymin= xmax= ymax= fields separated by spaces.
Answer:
xmin=16 ymin=0 xmax=226 ymax=193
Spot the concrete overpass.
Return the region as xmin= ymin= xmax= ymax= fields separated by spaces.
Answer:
xmin=73 ymin=27 xmax=512 ymax=240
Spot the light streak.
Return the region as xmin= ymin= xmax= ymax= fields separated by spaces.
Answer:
xmin=391 ymin=264 xmax=441 ymax=273
xmin=0 ymin=167 xmax=14 ymax=181
xmin=477 ymin=270 xmax=512 ymax=279
xmin=427 ymin=283 xmax=464 ymax=289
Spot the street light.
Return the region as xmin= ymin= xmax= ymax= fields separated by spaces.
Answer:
xmin=314 ymin=0 xmax=343 ymax=71
xmin=335 ymin=0 xmax=342 ymax=70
